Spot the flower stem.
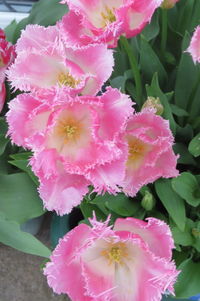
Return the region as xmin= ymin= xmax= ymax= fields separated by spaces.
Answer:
xmin=161 ymin=9 xmax=168 ymax=55
xmin=120 ymin=36 xmax=143 ymax=106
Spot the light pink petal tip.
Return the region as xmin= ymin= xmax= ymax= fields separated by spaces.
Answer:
xmin=187 ymin=25 xmax=200 ymax=63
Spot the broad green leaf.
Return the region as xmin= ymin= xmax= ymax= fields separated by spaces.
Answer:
xmin=192 ymin=221 xmax=200 ymax=252
xmin=141 ymin=11 xmax=159 ymax=41
xmin=170 ymin=219 xmax=193 ymax=246
xmin=188 ymin=133 xmax=200 ymax=158
xmin=9 ymin=153 xmax=39 ymax=186
xmin=0 ymin=173 xmax=44 ymax=224
xmin=172 ymin=172 xmax=200 ymax=207
xmin=93 ymin=193 xmax=141 ymax=217
xmin=146 ymin=74 xmax=177 ymax=134
xmin=173 ymin=143 xmax=196 ymax=166
xmin=175 ymin=258 xmax=200 ymax=298
xmin=80 ymin=200 xmax=106 ymax=221
xmin=155 ymin=179 xmax=186 ymax=231
xmin=176 ymin=124 xmax=193 ymax=144
xmin=0 ymin=117 xmax=9 ymax=156
xmin=0 ymin=213 xmax=50 ymax=258
xmin=170 ymin=104 xmax=189 ymax=117
xmin=140 ymin=37 xmax=167 ymax=85
xmin=175 ymin=32 xmax=199 ymax=110
xmin=4 ymin=20 xmax=18 ymax=43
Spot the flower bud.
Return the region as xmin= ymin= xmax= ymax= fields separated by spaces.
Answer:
xmin=192 ymin=228 xmax=200 ymax=238
xmin=161 ymin=0 xmax=179 ymax=9
xmin=142 ymin=97 xmax=164 ymax=115
xmin=141 ymin=190 xmax=156 ymax=211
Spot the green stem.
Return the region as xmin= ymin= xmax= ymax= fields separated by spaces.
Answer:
xmin=120 ymin=36 xmax=143 ymax=106
xmin=161 ymin=9 xmax=168 ymax=55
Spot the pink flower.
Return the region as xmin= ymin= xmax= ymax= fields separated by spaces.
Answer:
xmin=0 ymin=30 xmax=15 ymax=113
xmin=122 ymin=109 xmax=179 ymax=196
xmin=44 ymin=215 xmax=179 ymax=301
xmin=59 ymin=0 xmax=163 ymax=48
xmin=187 ymin=26 xmax=200 ymax=64
xmin=7 ymin=88 xmax=133 ymax=213
xmin=7 ymin=24 xmax=114 ymax=96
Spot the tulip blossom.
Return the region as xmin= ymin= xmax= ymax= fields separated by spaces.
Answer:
xmin=44 ymin=215 xmax=179 ymax=301
xmin=7 ymin=88 xmax=133 ymax=213
xmin=122 ymin=109 xmax=179 ymax=196
xmin=0 ymin=31 xmax=15 ymax=113
xmin=187 ymin=26 xmax=200 ymax=64
xmin=59 ymin=0 xmax=163 ymax=48
xmin=7 ymin=24 xmax=114 ymax=96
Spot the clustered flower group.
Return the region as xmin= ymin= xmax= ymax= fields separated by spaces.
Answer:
xmin=6 ymin=0 xmax=179 ymax=216
xmin=5 ymin=0 xmax=200 ymax=300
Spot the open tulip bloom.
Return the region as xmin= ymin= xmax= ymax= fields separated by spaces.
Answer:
xmin=44 ymin=215 xmax=179 ymax=301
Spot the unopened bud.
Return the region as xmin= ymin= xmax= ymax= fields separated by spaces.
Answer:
xmin=141 ymin=191 xmax=156 ymax=211
xmin=161 ymin=0 xmax=179 ymax=9
xmin=142 ymin=97 xmax=164 ymax=115
xmin=192 ymin=228 xmax=200 ymax=238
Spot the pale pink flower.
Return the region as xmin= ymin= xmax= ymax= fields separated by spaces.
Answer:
xmin=7 ymin=88 xmax=133 ymax=213
xmin=122 ymin=109 xmax=179 ymax=196
xmin=161 ymin=0 xmax=179 ymax=9
xmin=7 ymin=24 xmax=114 ymax=96
xmin=187 ymin=26 xmax=200 ymax=64
xmin=44 ymin=215 xmax=179 ymax=301
xmin=59 ymin=0 xmax=163 ymax=48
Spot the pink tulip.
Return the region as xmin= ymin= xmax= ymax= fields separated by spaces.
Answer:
xmin=122 ymin=109 xmax=179 ymax=196
xmin=59 ymin=0 xmax=163 ymax=48
xmin=7 ymin=24 xmax=114 ymax=96
xmin=44 ymin=215 xmax=179 ymax=301
xmin=7 ymin=88 xmax=133 ymax=214
xmin=187 ymin=26 xmax=200 ymax=64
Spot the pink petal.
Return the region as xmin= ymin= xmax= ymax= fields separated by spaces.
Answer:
xmin=113 ymin=217 xmax=175 ymax=260
xmin=187 ymin=25 xmax=200 ymax=63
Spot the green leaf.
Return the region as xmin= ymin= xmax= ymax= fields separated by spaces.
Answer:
xmin=155 ymin=179 xmax=186 ymax=231
xmin=0 ymin=117 xmax=9 ymax=156
xmin=0 ymin=213 xmax=50 ymax=258
xmin=172 ymin=172 xmax=200 ymax=207
xmin=0 ymin=173 xmax=44 ymax=224
xmin=141 ymin=11 xmax=159 ymax=41
xmin=175 ymin=258 xmax=200 ymax=298
xmin=9 ymin=152 xmax=39 ymax=185
xmin=80 ymin=200 xmax=106 ymax=221
xmin=170 ymin=104 xmax=189 ymax=117
xmin=93 ymin=193 xmax=141 ymax=217
xmin=175 ymin=32 xmax=199 ymax=110
xmin=188 ymin=133 xmax=200 ymax=158
xmin=140 ymin=36 xmax=167 ymax=85
xmin=173 ymin=143 xmax=196 ymax=166
xmin=170 ymin=219 xmax=193 ymax=247
xmin=146 ymin=74 xmax=177 ymax=134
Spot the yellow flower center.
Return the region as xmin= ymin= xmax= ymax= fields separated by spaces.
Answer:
xmin=101 ymin=242 xmax=128 ymax=265
xmin=127 ymin=137 xmax=151 ymax=170
xmin=58 ymin=72 xmax=80 ymax=88
xmin=101 ymin=6 xmax=116 ymax=27
xmin=56 ymin=117 xmax=81 ymax=144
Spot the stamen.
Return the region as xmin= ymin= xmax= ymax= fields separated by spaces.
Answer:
xmin=101 ymin=6 xmax=116 ymax=27
xmin=101 ymin=242 xmax=128 ymax=265
xmin=58 ymin=72 xmax=80 ymax=88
